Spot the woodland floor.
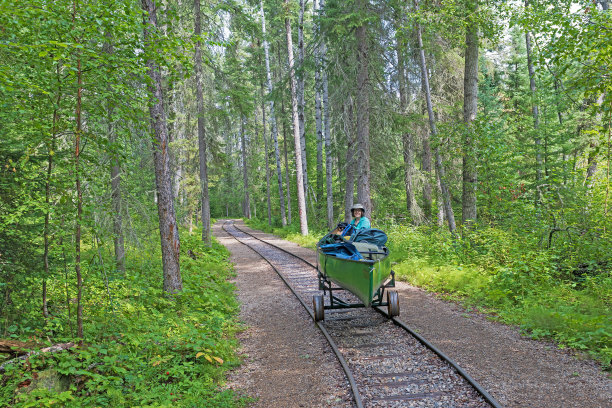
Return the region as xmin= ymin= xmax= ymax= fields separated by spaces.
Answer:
xmin=216 ymin=220 xmax=612 ymax=408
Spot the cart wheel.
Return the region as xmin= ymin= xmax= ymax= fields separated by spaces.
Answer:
xmin=387 ymin=291 xmax=400 ymax=317
xmin=313 ymin=295 xmax=325 ymax=321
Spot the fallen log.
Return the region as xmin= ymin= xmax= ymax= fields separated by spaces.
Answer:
xmin=0 ymin=342 xmax=75 ymax=373
xmin=0 ymin=340 xmax=39 ymax=355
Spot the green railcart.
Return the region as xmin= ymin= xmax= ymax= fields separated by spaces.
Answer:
xmin=313 ymin=230 xmax=399 ymax=321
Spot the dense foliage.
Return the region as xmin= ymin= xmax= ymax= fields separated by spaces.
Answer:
xmin=1 ymin=230 xmax=245 ymax=406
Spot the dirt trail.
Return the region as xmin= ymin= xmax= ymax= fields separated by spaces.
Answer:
xmin=218 ymin=220 xmax=612 ymax=408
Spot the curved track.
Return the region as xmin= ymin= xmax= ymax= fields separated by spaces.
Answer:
xmin=221 ymin=220 xmax=503 ymax=408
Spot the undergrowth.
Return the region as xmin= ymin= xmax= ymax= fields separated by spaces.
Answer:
xmin=1 ymin=230 xmax=247 ymax=407
xmin=385 ymin=224 xmax=612 ymax=368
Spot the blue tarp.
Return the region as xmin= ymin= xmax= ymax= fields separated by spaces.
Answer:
xmin=319 ymin=242 xmax=364 ymax=261
xmin=350 ymin=228 xmax=388 ymax=246
xmin=318 ymin=228 xmax=388 ymax=260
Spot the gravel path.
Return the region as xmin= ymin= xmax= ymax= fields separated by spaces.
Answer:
xmin=215 ymin=221 xmax=353 ymax=408
xmin=218 ymin=220 xmax=612 ymax=407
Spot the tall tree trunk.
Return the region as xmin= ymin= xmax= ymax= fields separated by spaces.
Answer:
xmin=74 ymin=49 xmax=83 ymax=340
xmin=315 ymin=37 xmax=323 ymax=207
xmin=323 ymin=65 xmax=333 ymax=229
xmin=462 ymin=0 xmax=479 ymax=227
xmin=319 ymin=0 xmax=334 ymax=229
xmin=43 ymin=68 xmax=62 ymax=318
xmin=394 ymin=10 xmax=421 ymax=224
xmin=142 ymin=0 xmax=182 ymax=293
xmin=415 ymin=2 xmax=457 ymax=233
xmin=171 ymin=90 xmax=184 ymax=205
xmin=355 ymin=0 xmax=373 ymax=216
xmin=344 ymin=99 xmax=356 ymax=223
xmin=422 ymin=120 xmax=433 ymax=221
xmin=71 ymin=1 xmax=84 ymax=340
xmin=437 ymin=177 xmax=445 ymax=227
xmin=586 ymin=93 xmax=605 ymax=188
xmin=298 ymin=0 xmax=309 ymax=207
xmin=284 ymin=113 xmax=292 ymax=225
xmin=103 ymin=38 xmax=126 ymax=273
xmin=240 ymin=116 xmax=251 ymax=219
xmin=316 ymin=0 xmax=334 ymax=229
xmin=553 ymin=79 xmax=569 ymax=184
xmin=261 ymin=1 xmax=286 ymax=226
xmin=398 ymin=51 xmax=415 ymax=219
xmin=524 ymin=0 xmax=543 ymax=188
xmin=195 ymin=0 xmax=211 ymax=245
xmin=285 ymin=1 xmax=308 ymax=235
xmin=262 ymin=84 xmax=272 ymax=225
xmin=279 ymin=57 xmax=293 ymax=225
xmin=109 ymin=111 xmax=125 ymax=272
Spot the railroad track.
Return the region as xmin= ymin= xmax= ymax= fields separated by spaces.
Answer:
xmin=221 ymin=219 xmax=502 ymax=408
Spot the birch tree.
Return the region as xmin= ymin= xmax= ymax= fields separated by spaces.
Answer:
xmin=298 ymin=0 xmax=309 ymax=207
xmin=261 ymin=1 xmax=287 ymax=226
xmin=285 ymin=0 xmax=308 ymax=235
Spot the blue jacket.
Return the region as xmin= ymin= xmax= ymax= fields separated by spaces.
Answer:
xmin=350 ymin=217 xmax=371 ymax=230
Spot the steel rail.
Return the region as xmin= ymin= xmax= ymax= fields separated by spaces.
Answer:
xmin=227 ymin=220 xmax=504 ymax=408
xmin=221 ymin=220 xmax=364 ymax=408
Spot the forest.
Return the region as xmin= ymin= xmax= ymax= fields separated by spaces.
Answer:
xmin=0 ymin=0 xmax=610 ymax=406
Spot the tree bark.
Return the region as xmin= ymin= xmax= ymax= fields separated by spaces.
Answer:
xmin=355 ymin=0 xmax=373 ymax=216
xmin=142 ymin=0 xmax=182 ymax=293
xmin=525 ymin=0 xmax=543 ymax=187
xmin=278 ymin=52 xmax=292 ymax=225
xmin=240 ymin=116 xmax=251 ymax=219
xmin=195 ymin=0 xmax=211 ymax=245
xmin=315 ymin=24 xmax=324 ymax=206
xmin=71 ymin=1 xmax=84 ymax=339
xmin=44 ymin=67 xmax=62 ymax=318
xmin=322 ymin=12 xmax=333 ymax=229
xmin=422 ymin=115 xmax=433 ymax=221
xmin=262 ymin=84 xmax=272 ymax=225
xmin=103 ymin=37 xmax=126 ymax=273
xmin=285 ymin=1 xmax=309 ymax=235
xmin=394 ymin=9 xmax=422 ymax=224
xmin=75 ymin=51 xmax=83 ymax=340
xmin=170 ymin=89 xmax=183 ymax=205
xmin=344 ymin=99 xmax=356 ymax=223
xmin=261 ymin=1 xmax=287 ymax=226
xmin=298 ymin=0 xmax=309 ymax=207
xmin=283 ymin=112 xmax=292 ymax=225
xmin=415 ymin=2 xmax=457 ymax=233
xmin=109 ymin=111 xmax=125 ymax=272
xmin=462 ymin=0 xmax=479 ymax=227
xmin=398 ymin=50 xmax=414 ymax=218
